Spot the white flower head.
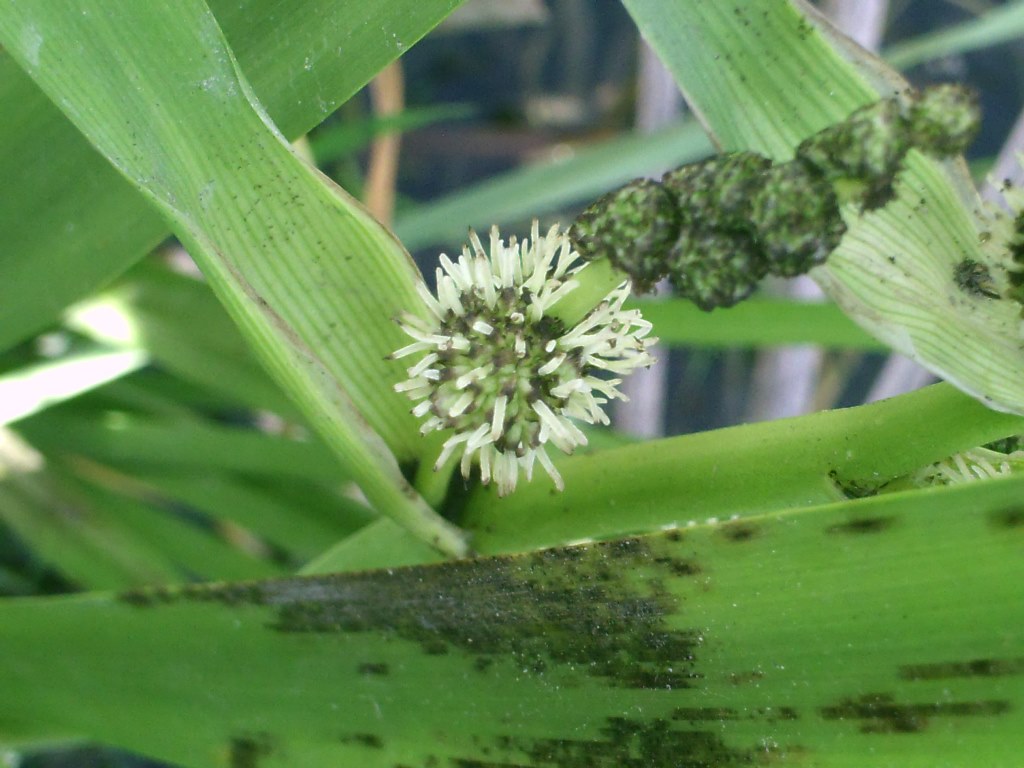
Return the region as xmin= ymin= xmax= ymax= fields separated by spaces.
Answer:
xmin=391 ymin=221 xmax=657 ymax=496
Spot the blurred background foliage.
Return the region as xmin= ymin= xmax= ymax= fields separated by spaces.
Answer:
xmin=3 ymin=0 xmax=1024 ymax=764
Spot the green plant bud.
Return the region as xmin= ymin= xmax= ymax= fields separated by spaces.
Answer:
xmin=797 ymin=97 xmax=907 ymax=209
xmin=569 ymin=178 xmax=680 ymax=292
xmin=905 ymin=84 xmax=980 ymax=157
xmin=750 ymin=160 xmax=847 ymax=277
xmin=666 ymin=226 xmax=768 ymax=310
xmin=661 ymin=152 xmax=772 ymax=228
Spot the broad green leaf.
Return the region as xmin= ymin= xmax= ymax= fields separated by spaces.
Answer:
xmin=395 ymin=119 xmax=712 ymax=251
xmin=1 ymin=477 xmax=1021 ymax=766
xmin=886 ymin=1 xmax=1024 ymax=71
xmin=0 ymin=1 xmax=467 ymax=555
xmin=0 ymin=0 xmax=463 ymax=353
xmin=635 ymin=297 xmax=884 ymax=349
xmin=0 ymin=348 xmax=146 ymax=427
xmin=621 ymin=0 xmax=1024 ymax=416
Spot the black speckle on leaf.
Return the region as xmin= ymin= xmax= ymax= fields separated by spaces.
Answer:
xmin=229 ymin=733 xmax=273 ymax=768
xmin=340 ymin=732 xmax=384 ymax=749
xmin=953 ymin=259 xmax=1000 ymax=299
xmin=991 ymin=506 xmax=1024 ymax=529
xmin=493 ymin=715 xmax=770 ymax=767
xmin=720 ymin=521 xmax=760 ymax=542
xmin=134 ymin=534 xmax=711 ymax=691
xmin=826 ymin=516 xmax=894 ymax=535
xmin=899 ymin=657 xmax=1024 ymax=681
xmin=820 ymin=692 xmax=1010 ymax=734
xmin=828 ymin=469 xmax=885 ymax=499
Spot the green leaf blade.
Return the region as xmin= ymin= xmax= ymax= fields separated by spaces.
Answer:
xmin=1 ymin=478 xmax=1022 ymax=766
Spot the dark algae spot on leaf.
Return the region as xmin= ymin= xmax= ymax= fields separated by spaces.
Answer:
xmin=720 ymin=521 xmax=760 ymax=542
xmin=260 ymin=537 xmax=706 ymax=690
xmin=357 ymin=661 xmax=390 ymax=676
xmin=672 ymin=706 xmax=740 ymax=722
xmin=229 ymin=733 xmax=273 ymax=768
xmin=991 ymin=506 xmax=1024 ymax=529
xmin=728 ymin=669 xmax=765 ymax=686
xmin=826 ymin=516 xmax=894 ymax=535
xmin=118 ymin=581 xmax=264 ymax=608
xmin=340 ymin=732 xmax=384 ymax=749
xmin=654 ymin=555 xmax=701 ymax=576
xmin=472 ymin=715 xmax=767 ymax=767
xmin=899 ymin=657 xmax=1024 ymax=680
xmin=820 ymin=693 xmax=1010 ymax=733
xmin=120 ymin=535 xmax=710 ymax=691
xmin=828 ymin=469 xmax=884 ymax=499
xmin=953 ymin=258 xmax=1000 ymax=299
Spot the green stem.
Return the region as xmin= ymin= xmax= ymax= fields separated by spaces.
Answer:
xmin=549 ymin=258 xmax=629 ymax=327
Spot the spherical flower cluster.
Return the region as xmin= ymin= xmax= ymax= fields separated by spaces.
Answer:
xmin=391 ymin=222 xmax=656 ymax=496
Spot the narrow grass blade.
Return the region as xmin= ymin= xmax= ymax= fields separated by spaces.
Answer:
xmin=0 ymin=436 xmax=281 ymax=590
xmin=0 ymin=1 xmax=467 ymax=555
xmin=635 ymin=298 xmax=884 ymax=350
xmin=17 ymin=411 xmax=349 ymax=485
xmin=0 ymin=0 xmax=463 ymax=353
xmin=886 ymin=1 xmax=1024 ymax=71
xmin=310 ymin=104 xmax=475 ymax=165
xmin=395 ymin=119 xmax=711 ymax=251
xmin=0 ymin=349 xmax=146 ymax=427
xmin=67 ymin=265 xmax=300 ymax=419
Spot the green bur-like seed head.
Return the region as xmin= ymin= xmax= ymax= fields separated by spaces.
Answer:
xmin=797 ymin=97 xmax=907 ymax=210
xmin=905 ymin=84 xmax=980 ymax=157
xmin=750 ymin=160 xmax=847 ymax=277
xmin=661 ymin=152 xmax=773 ymax=228
xmin=569 ymin=178 xmax=680 ymax=292
xmin=660 ymin=153 xmax=774 ymax=310
xmin=666 ymin=225 xmax=767 ymax=311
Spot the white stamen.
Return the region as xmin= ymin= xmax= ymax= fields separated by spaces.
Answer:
xmin=448 ymin=391 xmax=475 ymax=417
xmin=472 ymin=319 xmax=494 ymax=336
xmin=490 ymin=395 xmax=508 ymax=441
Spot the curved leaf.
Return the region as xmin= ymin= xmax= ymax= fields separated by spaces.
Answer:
xmin=0 ymin=0 xmax=467 ymax=554
xmin=0 ymin=0 xmax=462 ymax=352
